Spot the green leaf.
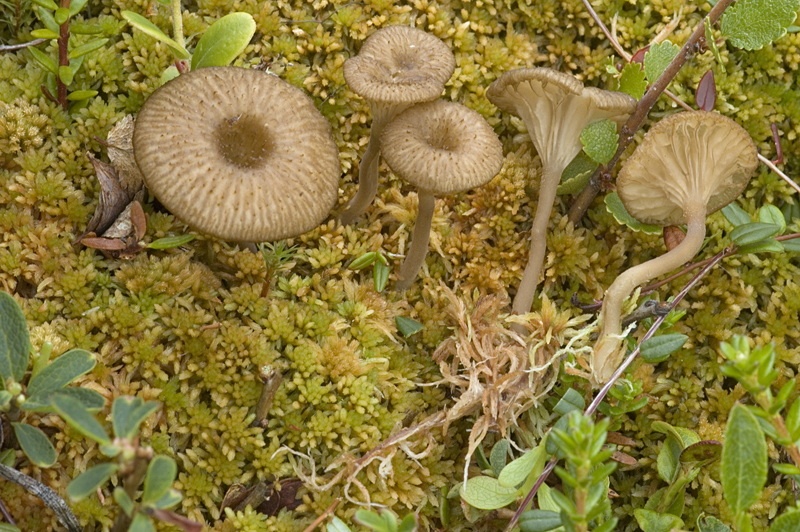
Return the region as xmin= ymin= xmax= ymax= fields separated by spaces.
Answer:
xmin=772 ymin=463 xmax=800 ymax=475
xmin=557 ymin=151 xmax=597 ymax=195
xmin=36 ymin=5 xmax=60 ymax=33
xmin=580 ymin=120 xmax=618 ymax=165
xmin=498 ymin=444 xmax=546 ymax=488
xmin=53 ymin=7 xmax=69 ymax=25
xmin=68 ymin=0 xmax=88 ymax=16
xmin=722 ymin=203 xmax=752 ymax=226
xmin=30 ymin=29 xmax=60 ymax=39
xmin=0 ymin=292 xmax=30 ymax=382
xmin=519 ymin=509 xmax=563 ymax=532
xmin=618 ymin=63 xmax=647 ymax=99
xmin=70 ymin=23 xmax=104 ymax=34
xmin=68 ymin=38 xmax=109 ymax=60
xmin=354 ymin=510 xmax=392 ymax=532
xmin=112 ymin=396 xmax=159 ymax=440
xmin=680 ymin=441 xmax=722 ymax=464
xmin=31 ymin=0 xmax=58 ymax=9
xmin=22 ymin=387 xmax=105 ymax=413
xmin=142 ymin=455 xmax=177 ymax=505
xmin=27 ymin=349 xmax=96 ymax=396
xmin=643 ymin=40 xmax=680 ymax=83
xmin=12 ymin=423 xmax=57 ymax=467
xmin=769 ymin=509 xmax=800 ymax=532
xmin=395 ymin=316 xmax=424 ymax=337
xmin=146 ymin=235 xmax=196 ymax=249
xmin=67 ymin=90 xmax=98 ymax=101
xmin=58 ymin=65 xmax=74 ymax=85
xmin=152 ymin=489 xmax=182 ymax=510
xmin=697 ymin=514 xmax=733 ymax=532
xmin=191 ymin=12 xmax=256 ymax=70
xmin=129 ymin=512 xmax=156 ymax=532
xmin=640 ymin=334 xmax=688 ymax=363
xmin=786 ymin=397 xmax=800 ymax=440
xmin=634 ymin=508 xmax=684 ymax=532
xmin=114 ymin=487 xmax=135 ymax=516
xmin=0 ymin=524 xmax=20 ymax=532
xmin=349 ymin=252 xmax=377 ymax=270
xmin=758 ymin=205 xmax=786 ymax=233
xmin=52 ymin=394 xmax=111 ymax=445
xmin=121 ymin=11 xmax=190 ymax=60
xmin=0 ymin=449 xmax=16 ymax=467
xmin=722 ymin=403 xmax=767 ymax=513
xmin=553 ymin=387 xmax=585 ymax=415
xmin=736 ymin=238 xmax=784 ymax=255
xmin=397 ymin=513 xmax=417 ymax=532
xmin=490 ymin=439 xmax=509 ymax=476
xmin=373 ymin=261 xmax=389 ymax=292
xmin=605 ymin=192 xmax=662 ymax=234
xmin=720 ymin=0 xmax=800 ymax=50
xmin=67 ymin=463 xmax=118 ymax=501
xmin=0 ymin=391 xmax=11 ymax=408
xmin=782 ymin=238 xmax=800 ymax=253
xmin=327 ymin=517 xmax=353 ymax=532
xmin=460 ymin=475 xmax=520 ymax=510
xmin=730 ymin=222 xmax=781 ymax=245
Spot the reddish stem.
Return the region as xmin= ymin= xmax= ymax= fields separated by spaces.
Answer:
xmin=771 ymin=123 xmax=783 ymax=164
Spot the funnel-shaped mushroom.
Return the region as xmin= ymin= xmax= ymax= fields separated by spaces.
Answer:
xmin=487 ymin=68 xmax=636 ymax=317
xmin=380 ymin=100 xmax=504 ymax=289
xmin=591 ymin=111 xmax=758 ymax=386
xmin=340 ymin=25 xmax=456 ymax=225
xmin=133 ymin=67 xmax=340 ymax=243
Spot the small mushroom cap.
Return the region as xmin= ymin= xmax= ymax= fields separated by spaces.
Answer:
xmin=380 ymin=100 xmax=504 ymax=194
xmin=617 ymin=111 xmax=758 ymax=226
xmin=486 ymin=68 xmax=636 ymax=170
xmin=344 ymin=26 xmax=456 ymax=104
xmin=133 ymin=67 xmax=340 ymax=242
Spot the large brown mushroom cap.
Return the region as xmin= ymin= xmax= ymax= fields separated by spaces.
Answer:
xmin=380 ymin=100 xmax=504 ymax=194
xmin=344 ymin=26 xmax=456 ymax=104
xmin=133 ymin=67 xmax=340 ymax=243
xmin=617 ymin=111 xmax=758 ymax=226
xmin=486 ymin=67 xmax=636 ymax=170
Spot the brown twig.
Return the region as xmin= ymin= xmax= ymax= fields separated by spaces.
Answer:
xmin=0 ymin=496 xmax=16 ymax=527
xmin=567 ymin=0 xmax=738 ymax=225
xmin=300 ymin=498 xmax=340 ymax=532
xmin=771 ymin=123 xmax=783 ymax=164
xmin=0 ymin=464 xmax=81 ymax=532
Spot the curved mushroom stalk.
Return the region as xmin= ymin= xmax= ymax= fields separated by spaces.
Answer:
xmin=397 ymin=190 xmax=435 ymax=290
xmin=340 ymin=102 xmax=411 ymax=225
xmin=591 ymin=204 xmax=707 ymax=386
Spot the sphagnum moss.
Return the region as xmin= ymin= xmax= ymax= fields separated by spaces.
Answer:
xmin=1 ymin=0 xmax=800 ymax=530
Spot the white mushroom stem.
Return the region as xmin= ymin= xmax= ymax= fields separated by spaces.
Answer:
xmin=511 ymin=165 xmax=562 ymax=317
xmin=591 ymin=202 xmax=708 ymax=386
xmin=340 ymin=103 xmax=410 ymax=225
xmin=397 ymin=190 xmax=435 ymax=290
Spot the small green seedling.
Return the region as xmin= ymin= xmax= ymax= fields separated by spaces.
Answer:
xmin=349 ymin=251 xmax=391 ymax=292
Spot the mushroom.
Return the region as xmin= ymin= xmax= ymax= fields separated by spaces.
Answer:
xmin=487 ymin=68 xmax=636 ymax=317
xmin=591 ymin=111 xmax=758 ymax=386
xmin=380 ymin=100 xmax=504 ymax=290
xmin=133 ymin=67 xmax=340 ymax=243
xmin=340 ymin=25 xmax=456 ymax=225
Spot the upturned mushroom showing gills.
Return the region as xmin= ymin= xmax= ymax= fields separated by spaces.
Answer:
xmin=487 ymin=68 xmax=636 ymax=318
xmin=591 ymin=111 xmax=758 ymax=386
xmin=133 ymin=67 xmax=340 ymax=243
xmin=380 ymin=100 xmax=504 ymax=290
xmin=340 ymin=25 xmax=456 ymax=225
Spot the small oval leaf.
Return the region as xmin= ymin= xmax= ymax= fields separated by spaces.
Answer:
xmin=0 ymin=291 xmax=31 ymax=382
xmin=67 ymin=463 xmax=119 ymax=501
xmin=191 ymin=12 xmax=256 ymax=70
xmin=459 ymin=476 xmax=520 ymax=510
xmin=721 ymin=404 xmax=767 ymax=514
xmin=730 ymin=222 xmax=782 ymax=245
xmin=640 ymin=334 xmax=688 ymax=363
xmin=605 ymin=192 xmax=662 ymax=234
xmin=395 ymin=316 xmax=424 ymax=337
xmin=121 ymin=11 xmax=190 ymax=60
xmin=52 ymin=394 xmax=111 ymax=445
xmin=758 ymin=205 xmax=786 ymax=233
xmin=142 ymin=455 xmax=177 ymax=505
xmin=696 ymin=70 xmax=717 ymax=111
xmin=721 ymin=203 xmax=752 ymax=227
xmin=13 ymin=423 xmax=57 ymax=467
xmin=147 ymin=234 xmax=196 ymax=249
xmin=27 ymin=348 xmax=96 ymax=396
xmin=519 ymin=509 xmax=563 ymax=532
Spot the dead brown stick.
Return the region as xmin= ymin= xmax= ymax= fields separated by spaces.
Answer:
xmin=567 ymin=0 xmax=737 ymax=225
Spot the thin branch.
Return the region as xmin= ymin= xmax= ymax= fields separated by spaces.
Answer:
xmin=567 ymin=0 xmax=738 ymax=225
xmin=300 ymin=498 xmax=340 ymax=532
xmin=0 ymin=38 xmax=47 ymax=52
xmin=0 ymin=463 xmax=81 ymax=532
xmin=759 ymin=153 xmax=800 ymax=196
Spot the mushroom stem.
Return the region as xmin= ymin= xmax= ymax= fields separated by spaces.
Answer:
xmin=396 ymin=190 xmax=436 ymax=290
xmin=340 ymin=103 xmax=410 ymax=225
xmin=591 ymin=204 xmax=708 ymax=386
xmin=511 ymin=165 xmax=562 ymax=318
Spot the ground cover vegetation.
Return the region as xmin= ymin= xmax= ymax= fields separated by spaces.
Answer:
xmin=2 ymin=0 xmax=800 ymax=531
